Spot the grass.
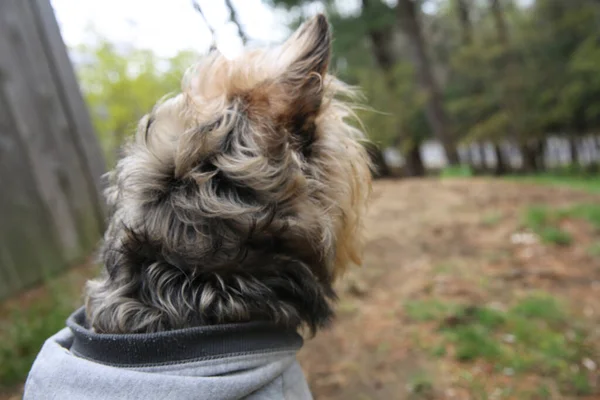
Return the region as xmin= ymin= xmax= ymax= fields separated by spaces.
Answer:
xmin=406 ymin=370 xmax=435 ymax=398
xmin=565 ymin=204 xmax=600 ymax=231
xmin=0 ymin=279 xmax=83 ymax=389
xmin=508 ymin=173 xmax=600 ymax=194
xmin=522 ymin=203 xmax=600 ymax=246
xmin=523 ymin=206 xmax=573 ymax=245
xmin=539 ymin=227 xmax=573 ymax=246
xmin=406 ymin=294 xmax=595 ymax=396
xmin=511 ymin=294 xmax=565 ymax=323
xmin=440 ymin=165 xmax=473 ymax=178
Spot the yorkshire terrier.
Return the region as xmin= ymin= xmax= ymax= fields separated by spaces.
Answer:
xmin=86 ymin=14 xmax=371 ymax=336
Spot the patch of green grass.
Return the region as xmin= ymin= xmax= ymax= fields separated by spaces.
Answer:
xmin=508 ymin=174 xmax=600 ymax=193
xmin=570 ymin=371 xmax=593 ymax=395
xmin=446 ymin=325 xmax=504 ymax=362
xmin=417 ymin=294 xmax=594 ymax=396
xmin=458 ymin=372 xmax=489 ymax=399
xmin=405 ymin=299 xmax=453 ymax=322
xmin=511 ymin=294 xmax=565 ymax=324
xmin=535 ymin=384 xmax=552 ymax=399
xmin=440 ymin=165 xmax=473 ymax=178
xmin=523 ymin=206 xmax=572 ymax=245
xmin=523 ymin=203 xmax=600 ymax=246
xmin=524 ymin=206 xmax=551 ymax=231
xmin=481 ymin=211 xmax=503 ymax=227
xmin=0 ymin=283 xmax=79 ymax=389
xmin=429 ymin=343 xmax=447 ymax=358
xmin=407 ymin=371 xmax=435 ymax=398
xmin=539 ymin=227 xmax=573 ymax=246
xmin=473 ymin=306 xmax=506 ymax=329
xmin=566 ymin=204 xmax=600 ymax=231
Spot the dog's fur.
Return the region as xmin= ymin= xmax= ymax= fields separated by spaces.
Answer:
xmin=85 ymin=15 xmax=371 ymax=335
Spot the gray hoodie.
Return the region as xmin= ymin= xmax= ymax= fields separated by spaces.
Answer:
xmin=24 ymin=308 xmax=312 ymax=399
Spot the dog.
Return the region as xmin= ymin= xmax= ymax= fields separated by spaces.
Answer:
xmin=25 ymin=14 xmax=371 ymax=400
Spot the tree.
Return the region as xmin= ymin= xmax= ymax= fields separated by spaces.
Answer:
xmin=454 ymin=0 xmax=473 ymax=45
xmin=397 ymin=0 xmax=460 ymax=166
xmin=75 ymin=38 xmax=198 ymax=165
xmin=360 ymin=0 xmax=427 ymax=175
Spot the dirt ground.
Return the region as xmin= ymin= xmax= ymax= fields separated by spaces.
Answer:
xmin=3 ymin=178 xmax=600 ymax=399
xmin=298 ymin=178 xmax=600 ymax=399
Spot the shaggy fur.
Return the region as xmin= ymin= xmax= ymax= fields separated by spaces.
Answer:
xmin=86 ymin=15 xmax=372 ymax=334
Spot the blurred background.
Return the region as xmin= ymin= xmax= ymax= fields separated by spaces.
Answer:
xmin=0 ymin=0 xmax=599 ymax=398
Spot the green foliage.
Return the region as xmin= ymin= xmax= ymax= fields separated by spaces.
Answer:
xmin=0 ymin=284 xmax=78 ymax=388
xmin=353 ymin=62 xmax=429 ymax=152
xmin=75 ymin=38 xmax=199 ymax=166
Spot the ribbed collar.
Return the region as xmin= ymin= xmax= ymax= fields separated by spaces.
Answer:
xmin=66 ymin=307 xmax=303 ymax=367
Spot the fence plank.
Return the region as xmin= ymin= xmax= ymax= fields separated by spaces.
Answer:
xmin=0 ymin=81 xmax=65 ymax=295
xmin=0 ymin=0 xmax=106 ymax=299
xmin=32 ymin=0 xmax=107 ymax=223
xmin=0 ymin=0 xmax=82 ymax=261
xmin=15 ymin=0 xmax=102 ymax=253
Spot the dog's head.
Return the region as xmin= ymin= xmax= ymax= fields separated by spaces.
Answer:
xmin=92 ymin=15 xmax=371 ymax=333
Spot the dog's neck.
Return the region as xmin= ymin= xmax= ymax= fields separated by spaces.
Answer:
xmin=85 ymin=236 xmax=335 ymax=334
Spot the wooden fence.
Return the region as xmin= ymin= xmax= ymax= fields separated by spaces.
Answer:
xmin=0 ymin=0 xmax=106 ymax=299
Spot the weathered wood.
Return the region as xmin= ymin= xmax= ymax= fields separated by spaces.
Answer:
xmin=0 ymin=0 xmax=106 ymax=299
xmin=32 ymin=0 xmax=107 ymax=222
xmin=0 ymin=83 xmax=65 ymax=296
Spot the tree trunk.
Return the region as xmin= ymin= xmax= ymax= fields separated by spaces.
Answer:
xmin=396 ymin=0 xmax=459 ymax=165
xmin=494 ymin=144 xmax=507 ymax=175
xmin=490 ymin=0 xmax=524 ymax=146
xmin=362 ymin=0 xmax=413 ymax=164
xmin=455 ymin=0 xmax=473 ymax=45
xmin=534 ymin=140 xmax=546 ymax=171
xmin=490 ymin=0 xmax=509 ymax=44
xmin=362 ymin=0 xmax=399 ymax=77
xmin=520 ymin=144 xmax=537 ymax=173
xmin=404 ymin=143 xmax=426 ymax=177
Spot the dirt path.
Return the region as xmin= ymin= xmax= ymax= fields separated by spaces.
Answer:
xmin=298 ymin=178 xmax=600 ymax=399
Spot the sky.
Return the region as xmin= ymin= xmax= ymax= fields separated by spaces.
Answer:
xmin=50 ymin=0 xmax=532 ymax=60
xmin=50 ymin=0 xmax=293 ymax=59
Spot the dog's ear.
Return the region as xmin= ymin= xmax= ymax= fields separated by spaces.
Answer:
xmin=274 ymin=14 xmax=331 ymax=131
